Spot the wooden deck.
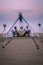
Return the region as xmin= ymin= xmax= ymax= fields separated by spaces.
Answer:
xmin=0 ymin=37 xmax=43 ymax=65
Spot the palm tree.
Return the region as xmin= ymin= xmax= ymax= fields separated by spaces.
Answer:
xmin=38 ymin=23 xmax=41 ymax=37
xmin=3 ymin=24 xmax=6 ymax=33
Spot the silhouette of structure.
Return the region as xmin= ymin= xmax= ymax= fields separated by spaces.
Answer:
xmin=38 ymin=23 xmax=41 ymax=37
xmin=3 ymin=24 xmax=6 ymax=33
xmin=6 ymin=12 xmax=36 ymax=37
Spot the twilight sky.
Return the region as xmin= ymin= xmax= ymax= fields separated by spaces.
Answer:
xmin=0 ymin=0 xmax=43 ymax=16
xmin=0 ymin=0 xmax=43 ymax=33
